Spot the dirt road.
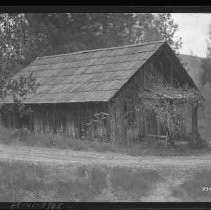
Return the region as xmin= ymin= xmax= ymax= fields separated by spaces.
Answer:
xmin=0 ymin=143 xmax=210 ymax=171
xmin=0 ymin=143 xmax=210 ymax=202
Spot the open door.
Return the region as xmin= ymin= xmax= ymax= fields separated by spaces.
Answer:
xmin=145 ymin=111 xmax=158 ymax=135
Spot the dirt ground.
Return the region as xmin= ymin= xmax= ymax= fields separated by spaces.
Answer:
xmin=0 ymin=143 xmax=210 ymax=168
xmin=0 ymin=143 xmax=211 ymax=201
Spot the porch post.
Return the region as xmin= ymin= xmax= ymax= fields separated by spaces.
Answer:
xmin=191 ymin=105 xmax=198 ymax=134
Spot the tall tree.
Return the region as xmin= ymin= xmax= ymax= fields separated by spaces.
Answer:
xmin=133 ymin=13 xmax=182 ymax=54
xmin=2 ymin=13 xmax=182 ymax=76
xmin=156 ymin=13 xmax=182 ymax=54
xmin=0 ymin=14 xmax=38 ymax=109
xmin=200 ymin=26 xmax=211 ymax=87
xmin=23 ymin=13 xmax=155 ymax=54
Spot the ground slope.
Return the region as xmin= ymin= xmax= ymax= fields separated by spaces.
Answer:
xmin=0 ymin=143 xmax=210 ymax=201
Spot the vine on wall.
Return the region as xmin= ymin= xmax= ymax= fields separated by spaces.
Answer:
xmin=137 ymin=84 xmax=204 ymax=138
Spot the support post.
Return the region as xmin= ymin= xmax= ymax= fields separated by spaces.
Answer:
xmin=192 ymin=105 xmax=199 ymax=134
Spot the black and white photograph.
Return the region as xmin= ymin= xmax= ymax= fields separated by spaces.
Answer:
xmin=0 ymin=11 xmax=210 ymax=204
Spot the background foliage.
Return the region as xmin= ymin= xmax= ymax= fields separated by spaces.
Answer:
xmin=0 ymin=13 xmax=182 ymax=113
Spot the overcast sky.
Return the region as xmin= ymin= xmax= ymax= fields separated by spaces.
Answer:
xmin=171 ymin=13 xmax=211 ymax=57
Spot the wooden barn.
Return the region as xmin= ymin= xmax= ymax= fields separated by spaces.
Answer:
xmin=1 ymin=40 xmax=200 ymax=143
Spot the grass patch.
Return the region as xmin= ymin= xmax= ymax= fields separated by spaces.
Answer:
xmin=173 ymin=169 xmax=211 ymax=201
xmin=110 ymin=166 xmax=164 ymax=200
xmin=0 ymin=127 xmax=116 ymax=152
xmin=0 ymin=160 xmax=163 ymax=202
xmin=0 ymin=127 xmax=210 ymax=157
xmin=0 ymin=161 xmax=47 ymax=202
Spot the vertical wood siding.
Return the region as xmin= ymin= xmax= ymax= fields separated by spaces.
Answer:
xmin=1 ymin=45 xmax=196 ymax=143
xmin=32 ymin=102 xmax=109 ymax=139
xmin=108 ymin=47 xmax=194 ymax=143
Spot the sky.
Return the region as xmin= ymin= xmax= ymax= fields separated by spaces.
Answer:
xmin=171 ymin=13 xmax=211 ymax=58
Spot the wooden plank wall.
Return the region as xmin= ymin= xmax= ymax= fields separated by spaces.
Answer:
xmin=108 ymin=47 xmax=193 ymax=143
xmin=1 ymin=47 xmax=196 ymax=142
xmin=109 ymin=62 xmax=148 ymax=143
xmin=0 ymin=102 xmax=109 ymax=142
xmin=31 ymin=102 xmax=109 ymax=139
xmin=108 ymin=61 xmax=160 ymax=142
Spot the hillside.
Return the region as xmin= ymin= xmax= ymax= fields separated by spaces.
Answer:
xmin=179 ymin=54 xmax=211 ymax=142
xmin=178 ymin=54 xmax=204 ymax=88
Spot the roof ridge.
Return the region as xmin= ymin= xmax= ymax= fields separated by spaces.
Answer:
xmin=36 ymin=40 xmax=166 ymax=60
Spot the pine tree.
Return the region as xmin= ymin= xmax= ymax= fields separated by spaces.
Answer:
xmin=156 ymin=13 xmax=182 ymax=54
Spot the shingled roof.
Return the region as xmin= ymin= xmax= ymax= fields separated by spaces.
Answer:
xmin=12 ymin=40 xmax=167 ymax=104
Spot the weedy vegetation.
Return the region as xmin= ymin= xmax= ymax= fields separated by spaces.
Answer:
xmin=0 ymin=160 xmax=164 ymax=202
xmin=0 ymin=127 xmax=210 ymax=157
xmin=171 ymin=169 xmax=211 ymax=202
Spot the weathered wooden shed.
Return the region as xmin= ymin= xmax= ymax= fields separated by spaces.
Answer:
xmin=2 ymin=40 xmax=199 ymax=142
